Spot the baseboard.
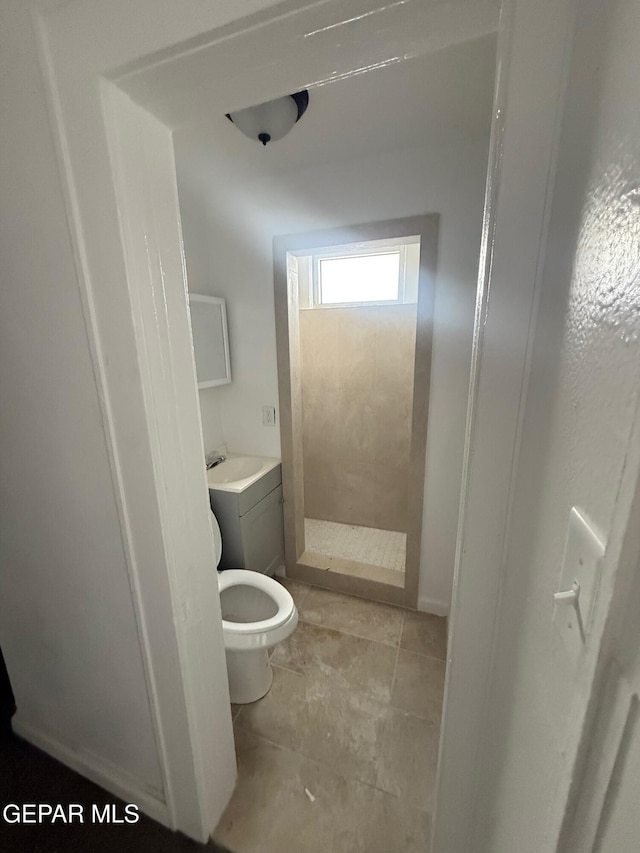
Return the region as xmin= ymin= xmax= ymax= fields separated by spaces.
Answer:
xmin=11 ymin=716 xmax=171 ymax=829
xmin=417 ymin=595 xmax=450 ymax=617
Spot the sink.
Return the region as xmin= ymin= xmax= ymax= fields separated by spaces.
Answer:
xmin=206 ymin=454 xmax=281 ymax=493
xmin=208 ymin=456 xmax=262 ymax=484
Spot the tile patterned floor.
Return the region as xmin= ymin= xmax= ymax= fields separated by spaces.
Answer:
xmin=215 ymin=580 xmax=447 ymax=853
xmin=304 ymin=518 xmax=407 ymax=573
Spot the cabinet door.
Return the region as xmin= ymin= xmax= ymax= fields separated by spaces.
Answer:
xmin=240 ymin=485 xmax=285 ymax=576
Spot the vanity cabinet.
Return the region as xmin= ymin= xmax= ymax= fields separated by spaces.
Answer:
xmin=209 ymin=464 xmax=285 ymax=575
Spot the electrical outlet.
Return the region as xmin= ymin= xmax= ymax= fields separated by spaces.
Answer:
xmin=262 ymin=405 xmax=276 ymax=427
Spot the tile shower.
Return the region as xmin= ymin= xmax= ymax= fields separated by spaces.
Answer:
xmin=300 ymin=304 xmax=417 ymax=580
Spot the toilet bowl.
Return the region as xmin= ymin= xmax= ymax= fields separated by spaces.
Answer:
xmin=211 ymin=509 xmax=297 ymax=704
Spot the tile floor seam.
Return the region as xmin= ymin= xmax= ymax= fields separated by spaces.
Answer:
xmin=371 ymin=758 xmax=434 ymax=802
xmin=396 ymin=607 xmax=406 ymax=648
xmin=235 ymin=725 xmax=412 ymax=799
xmin=294 ymin=583 xmax=311 ymax=609
xmin=241 ymin=623 xmax=443 ymax=722
xmin=233 ymin=715 xmax=380 ymax=789
xmin=268 ymin=661 xmax=393 ymax=708
xmin=386 ymin=706 xmax=439 ymax=722
xmin=398 ymin=646 xmax=447 ymax=665
xmin=231 ymin=724 xmax=432 ymax=818
xmin=296 ymin=614 xmax=405 ymax=649
xmin=374 ymin=623 xmax=403 ymax=792
xmin=249 ymin=662 xmax=403 ymax=758
xmin=267 ymin=660 xmax=307 ymax=679
xmin=390 ymin=625 xmax=403 ymax=705
xmin=277 ymin=577 xmax=312 ymax=606
xmin=231 ymin=724 xmax=305 ymax=760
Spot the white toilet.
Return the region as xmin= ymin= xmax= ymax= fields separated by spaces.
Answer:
xmin=210 ymin=508 xmax=298 ymax=704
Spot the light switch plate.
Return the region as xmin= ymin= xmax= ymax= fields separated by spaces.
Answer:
xmin=554 ymin=507 xmax=605 ymax=664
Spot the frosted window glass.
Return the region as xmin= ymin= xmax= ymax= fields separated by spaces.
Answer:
xmin=319 ymin=252 xmax=400 ymax=304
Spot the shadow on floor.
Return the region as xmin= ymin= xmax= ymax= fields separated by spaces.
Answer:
xmin=0 ymin=729 xmax=234 ymax=853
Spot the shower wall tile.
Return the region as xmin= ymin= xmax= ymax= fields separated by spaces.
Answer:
xmin=301 ymin=305 xmax=417 ymax=532
xmin=337 ymin=310 xmax=377 ymax=393
xmin=373 ymin=463 xmax=409 ymax=532
xmin=325 ymin=460 xmax=375 ymax=528
xmin=300 ymin=310 xmax=340 ymax=391
xmin=373 ymin=389 xmax=413 ymax=466
xmin=303 ymin=452 xmax=329 ymax=521
xmin=337 ymin=390 xmax=376 ymax=464
xmin=302 ymin=387 xmax=341 ymax=459
xmin=375 ymin=306 xmax=417 ymax=395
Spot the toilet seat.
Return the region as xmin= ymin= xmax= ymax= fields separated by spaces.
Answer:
xmin=218 ymin=569 xmax=298 ymax=652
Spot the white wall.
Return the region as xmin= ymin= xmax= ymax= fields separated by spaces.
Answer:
xmin=0 ymin=0 xmax=162 ymax=793
xmin=176 ymin=110 xmax=492 ymax=613
xmin=476 ymin=0 xmax=640 ymax=849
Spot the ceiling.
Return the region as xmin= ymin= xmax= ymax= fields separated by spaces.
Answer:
xmin=176 ymin=33 xmax=497 ymax=180
xmin=117 ymin=0 xmax=499 ymax=132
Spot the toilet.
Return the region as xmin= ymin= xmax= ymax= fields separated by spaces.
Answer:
xmin=210 ymin=508 xmax=298 ymax=704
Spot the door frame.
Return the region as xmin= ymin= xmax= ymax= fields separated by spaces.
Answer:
xmin=433 ymin=0 xmax=583 ymax=849
xmin=273 ymin=215 xmax=438 ymax=609
xmin=31 ymin=0 xmax=581 ymax=846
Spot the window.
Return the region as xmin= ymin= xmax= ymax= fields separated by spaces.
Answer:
xmin=317 ymin=250 xmax=402 ymax=305
xmin=297 ymin=237 xmax=420 ymax=309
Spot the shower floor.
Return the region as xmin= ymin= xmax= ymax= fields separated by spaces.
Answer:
xmin=304 ymin=518 xmax=406 ymax=573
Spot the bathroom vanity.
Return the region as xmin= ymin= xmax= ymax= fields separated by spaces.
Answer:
xmin=207 ymin=454 xmax=284 ymax=576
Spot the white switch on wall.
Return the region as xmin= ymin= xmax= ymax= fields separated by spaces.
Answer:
xmin=553 ymin=507 xmax=605 ymax=665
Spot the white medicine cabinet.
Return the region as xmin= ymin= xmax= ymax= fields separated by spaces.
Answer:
xmin=188 ymin=294 xmax=232 ymax=388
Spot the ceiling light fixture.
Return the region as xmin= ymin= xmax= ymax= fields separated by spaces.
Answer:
xmin=226 ymin=90 xmax=309 ymax=146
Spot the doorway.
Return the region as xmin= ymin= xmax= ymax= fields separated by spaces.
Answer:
xmin=274 ymin=216 xmax=437 ymax=608
xmin=36 ymin=0 xmax=505 ymax=844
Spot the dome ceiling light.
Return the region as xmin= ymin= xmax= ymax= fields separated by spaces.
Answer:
xmin=226 ymin=90 xmax=309 ymax=146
